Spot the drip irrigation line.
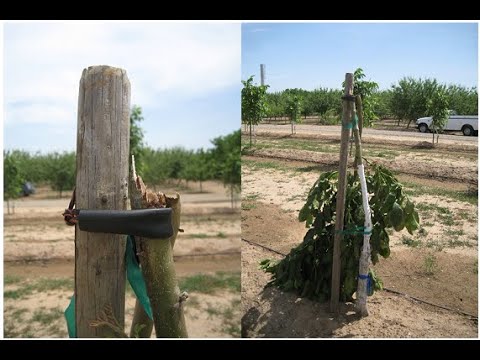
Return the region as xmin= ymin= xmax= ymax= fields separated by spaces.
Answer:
xmin=242 ymin=237 xmax=478 ymax=320
xmin=174 ymin=251 xmax=240 ymax=258
xmin=381 ymin=288 xmax=477 ymax=319
xmin=242 ymin=238 xmax=287 ymax=256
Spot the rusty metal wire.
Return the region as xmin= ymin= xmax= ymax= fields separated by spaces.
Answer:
xmin=62 ymin=187 xmax=78 ymax=226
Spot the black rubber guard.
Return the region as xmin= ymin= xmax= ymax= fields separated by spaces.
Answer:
xmin=77 ymin=208 xmax=173 ymax=239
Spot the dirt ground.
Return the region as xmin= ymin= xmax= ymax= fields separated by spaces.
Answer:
xmin=241 ymin=129 xmax=478 ymax=338
xmin=4 ymin=180 xmax=241 ymax=338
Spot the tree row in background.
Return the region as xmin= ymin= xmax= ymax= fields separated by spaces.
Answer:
xmin=4 ymin=132 xmax=239 ymax=199
xmin=4 ymin=105 xmax=241 ymax=208
xmin=243 ymin=70 xmax=478 ymax=128
xmin=142 ymin=129 xmax=240 ymax=200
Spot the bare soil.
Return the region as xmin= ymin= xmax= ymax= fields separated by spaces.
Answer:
xmin=4 ymin=180 xmax=241 ymax=338
xmin=241 ymin=133 xmax=478 ymax=338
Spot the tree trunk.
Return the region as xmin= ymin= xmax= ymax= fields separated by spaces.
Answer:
xmin=7 ymin=200 xmax=10 ymax=215
xmin=352 ymin=105 xmax=372 ymax=317
xmin=355 ymin=96 xmax=364 ymax=141
xmin=130 ymin=300 xmax=154 ymax=338
xmin=249 ymin=123 xmax=252 ymax=147
xmin=75 ymin=65 xmax=130 ymax=337
xmin=130 ymin=167 xmax=188 ymax=338
xmin=407 ymin=119 xmax=412 ymax=129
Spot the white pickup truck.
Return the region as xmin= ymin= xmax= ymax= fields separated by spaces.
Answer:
xmin=416 ymin=111 xmax=478 ymax=136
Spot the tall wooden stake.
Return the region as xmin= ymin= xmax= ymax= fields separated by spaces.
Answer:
xmin=75 ymin=66 xmax=130 ymax=337
xmin=330 ymin=73 xmax=354 ymax=313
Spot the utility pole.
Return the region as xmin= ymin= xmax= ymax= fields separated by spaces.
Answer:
xmin=260 ymin=64 xmax=266 ymax=86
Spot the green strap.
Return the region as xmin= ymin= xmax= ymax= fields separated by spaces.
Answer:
xmin=64 ymin=295 xmax=75 ymax=338
xmin=343 ymin=113 xmax=358 ymax=129
xmin=64 ymin=235 xmax=153 ymax=338
xmin=126 ymin=235 xmax=153 ymax=320
xmin=336 ymin=225 xmax=372 ymax=235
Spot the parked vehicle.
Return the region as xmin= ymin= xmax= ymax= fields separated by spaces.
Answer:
xmin=416 ymin=111 xmax=478 ymax=136
xmin=21 ymin=182 xmax=36 ymax=196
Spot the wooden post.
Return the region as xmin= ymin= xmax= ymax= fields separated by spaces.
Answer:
xmin=330 ymin=73 xmax=354 ymax=313
xmin=75 ymin=65 xmax=130 ymax=337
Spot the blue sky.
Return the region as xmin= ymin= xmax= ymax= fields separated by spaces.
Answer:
xmin=3 ymin=22 xmax=240 ymax=153
xmin=242 ymin=22 xmax=478 ymax=92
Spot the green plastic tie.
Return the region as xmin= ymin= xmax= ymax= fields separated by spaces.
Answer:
xmin=64 ymin=235 xmax=153 ymax=338
xmin=336 ymin=225 xmax=372 ymax=235
xmin=342 ymin=113 xmax=358 ymax=130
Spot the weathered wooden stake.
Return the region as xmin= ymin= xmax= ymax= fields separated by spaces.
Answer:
xmin=330 ymin=73 xmax=354 ymax=313
xmin=75 ymin=65 xmax=130 ymax=337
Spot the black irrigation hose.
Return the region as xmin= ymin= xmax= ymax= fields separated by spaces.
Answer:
xmin=246 ymin=153 xmax=477 ymax=185
xmin=174 ymin=251 xmax=240 ymax=258
xmin=382 ymin=288 xmax=478 ymax=319
xmin=242 ymin=238 xmax=287 ymax=256
xmin=242 ymin=237 xmax=478 ymax=320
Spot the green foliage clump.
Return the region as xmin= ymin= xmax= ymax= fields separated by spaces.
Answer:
xmin=130 ymin=105 xmax=146 ymax=174
xmin=242 ymin=76 xmax=269 ymax=146
xmin=261 ymin=164 xmax=419 ymax=302
xmin=4 ymin=151 xmax=23 ymax=201
xmin=390 ymin=77 xmax=451 ymax=132
xmin=351 ymin=68 xmax=379 ymax=127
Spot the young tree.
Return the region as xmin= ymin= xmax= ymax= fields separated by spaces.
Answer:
xmin=46 ymin=152 xmax=76 ymax=197
xmin=4 ymin=151 xmax=23 ymax=214
xmin=193 ymin=149 xmax=211 ymax=193
xmin=242 ymin=76 xmax=269 ymax=147
xmin=350 ymin=68 xmax=379 ymax=127
xmin=210 ymin=130 xmax=241 ymax=208
xmin=389 ymin=77 xmax=443 ymax=129
xmin=284 ymin=93 xmax=302 ymax=135
xmin=426 ymin=87 xmax=450 ymax=145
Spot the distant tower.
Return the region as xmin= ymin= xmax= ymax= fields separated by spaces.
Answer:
xmin=260 ymin=64 xmax=266 ymax=86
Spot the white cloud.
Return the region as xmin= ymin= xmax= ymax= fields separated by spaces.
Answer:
xmin=4 ymin=22 xmax=240 ymax=126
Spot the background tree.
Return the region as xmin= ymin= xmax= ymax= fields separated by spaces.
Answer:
xmin=4 ymin=151 xmax=23 ymax=214
xmin=192 ymin=149 xmax=211 ymax=193
xmin=130 ymin=105 xmax=146 ymax=174
xmin=242 ymin=76 xmax=269 ymax=146
xmin=284 ymin=92 xmax=302 ymax=135
xmin=375 ymin=90 xmax=393 ymax=120
xmin=426 ymin=87 xmax=450 ymax=145
xmin=46 ymin=152 xmax=76 ymax=197
xmin=446 ymin=85 xmax=478 ymax=115
xmin=210 ymin=130 xmax=241 ymax=208
xmin=389 ymin=77 xmax=443 ymax=129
